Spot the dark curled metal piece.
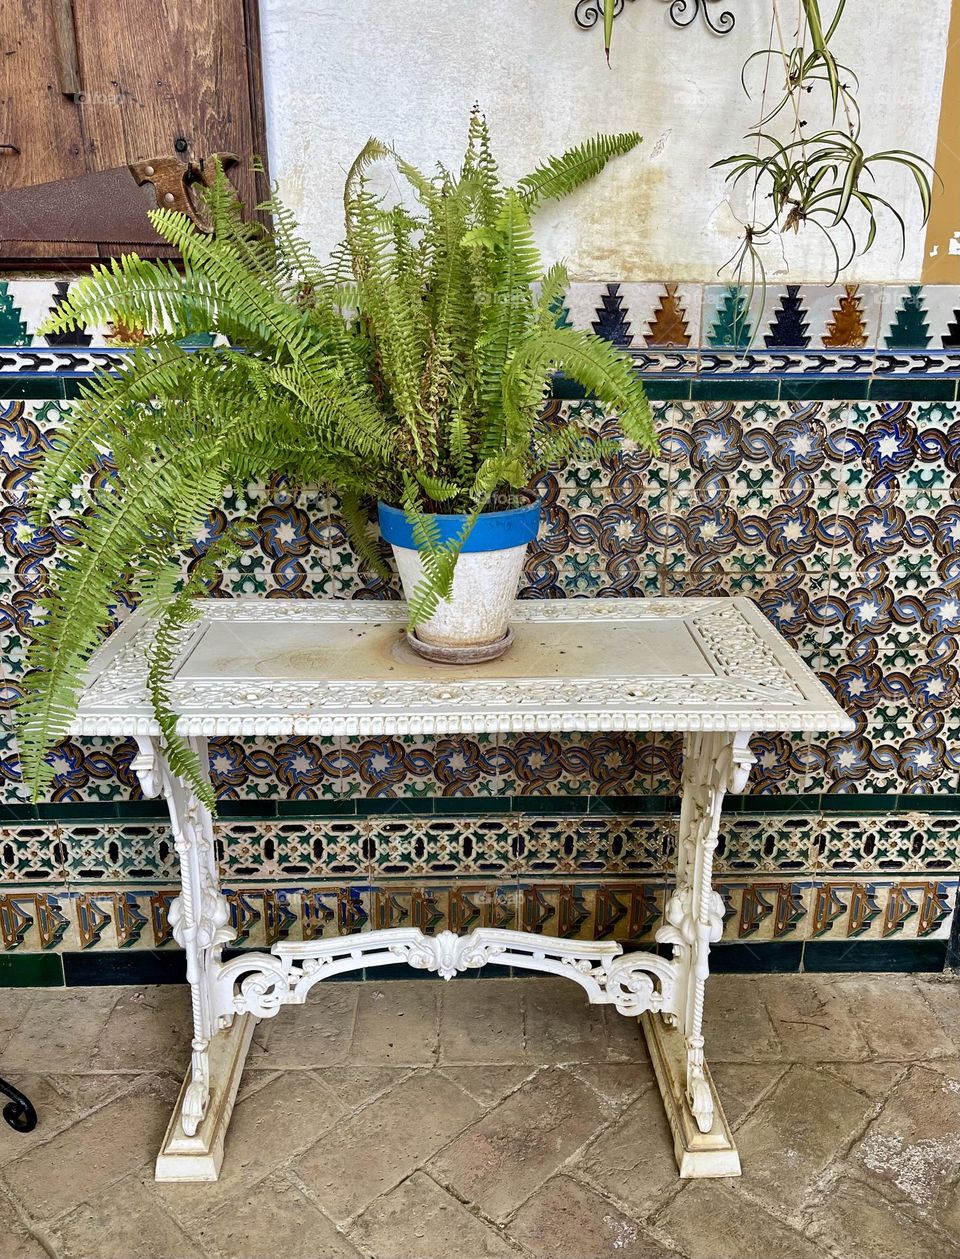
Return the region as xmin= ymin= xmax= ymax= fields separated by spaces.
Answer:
xmin=0 ymin=1077 xmax=37 ymax=1133
xmin=574 ymin=0 xmax=630 ymax=29
xmin=574 ymin=0 xmax=734 ymax=35
xmin=667 ymin=0 xmax=735 ymax=34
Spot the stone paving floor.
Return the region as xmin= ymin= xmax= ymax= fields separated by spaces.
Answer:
xmin=0 ymin=973 xmax=957 ymax=1258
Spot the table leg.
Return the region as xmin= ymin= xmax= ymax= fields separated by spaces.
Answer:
xmin=644 ymin=729 xmax=755 ymax=1178
xmin=131 ymin=736 xmax=252 ymax=1181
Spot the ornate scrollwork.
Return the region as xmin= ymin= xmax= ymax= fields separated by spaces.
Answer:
xmin=181 ymin=1078 xmax=208 ymax=1137
xmin=393 ymin=929 xmax=508 ymax=980
xmin=687 ymin=1073 xmax=715 ymax=1132
xmin=662 ymin=0 xmax=734 ymax=34
xmin=574 ymin=0 xmax=633 ymax=28
xmin=215 ymin=952 xmax=292 ymax=1023
xmin=131 ymin=735 xmax=162 ymax=798
xmin=209 ymin=928 xmax=681 ymax=1028
xmin=659 ymin=884 xmax=725 ymax=957
xmin=574 ymin=0 xmax=734 ymax=35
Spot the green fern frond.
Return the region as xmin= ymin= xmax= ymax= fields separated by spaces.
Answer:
xmin=20 ymin=112 xmax=649 ymax=806
xmin=502 ymin=327 xmax=656 ymax=453
xmin=145 ymin=528 xmax=244 ymax=808
xmin=517 ymin=132 xmax=642 ymax=209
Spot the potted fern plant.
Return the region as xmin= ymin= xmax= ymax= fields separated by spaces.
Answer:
xmin=20 ymin=112 xmax=655 ymax=800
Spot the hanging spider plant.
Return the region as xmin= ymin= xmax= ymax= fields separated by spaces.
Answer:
xmin=715 ymin=0 xmax=936 ymax=306
xmin=716 ymin=128 xmax=935 ymax=280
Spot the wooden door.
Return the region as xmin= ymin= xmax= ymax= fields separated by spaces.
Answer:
xmin=0 ymin=0 xmax=267 ymax=265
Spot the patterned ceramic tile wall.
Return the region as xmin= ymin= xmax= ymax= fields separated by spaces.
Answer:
xmin=0 ymin=813 xmax=956 ymax=954
xmin=0 ymin=278 xmax=958 ymax=969
xmin=3 ymin=392 xmax=957 ymax=799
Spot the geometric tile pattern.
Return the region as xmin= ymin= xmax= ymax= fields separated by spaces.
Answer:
xmin=5 ymin=278 xmax=960 ymax=363
xmin=2 ymin=394 xmax=959 ymax=799
xmin=1 ymin=277 xmax=959 ymax=962
xmin=0 ymin=871 xmax=953 ymax=952
xmin=0 ymin=812 xmax=956 ymax=953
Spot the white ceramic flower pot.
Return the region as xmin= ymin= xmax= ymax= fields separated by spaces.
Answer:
xmin=378 ymin=495 xmax=541 ymax=660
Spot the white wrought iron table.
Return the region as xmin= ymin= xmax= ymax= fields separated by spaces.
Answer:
xmin=71 ymin=597 xmax=851 ymax=1182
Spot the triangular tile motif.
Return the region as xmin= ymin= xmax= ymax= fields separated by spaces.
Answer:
xmin=0 ymin=282 xmax=30 ymax=346
xmin=885 ymin=285 xmax=930 ymax=349
xmin=764 ymin=285 xmax=810 ymax=348
xmin=550 ymin=292 xmax=573 ymax=330
xmin=36 ymin=893 xmax=69 ymax=949
xmin=43 ymin=281 xmax=92 ymax=346
xmin=822 ymin=284 xmax=868 ymax=348
xmin=262 ymin=889 xmax=297 ymax=945
xmin=104 ymin=317 xmax=148 ymax=346
xmin=812 ymin=885 xmax=846 ymax=937
xmin=645 ymin=282 xmax=690 ymax=346
xmin=708 ymin=285 xmax=752 ymax=348
xmin=591 ymin=282 xmax=632 ymax=346
xmin=942 ymin=308 xmax=960 ymax=348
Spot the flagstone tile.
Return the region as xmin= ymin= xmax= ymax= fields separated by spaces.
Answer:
xmin=155 ymin=1071 xmax=346 ymax=1229
xmin=1 ymin=1074 xmax=176 ymax=1222
xmin=438 ymin=978 xmax=526 ymax=1065
xmin=657 ymin=1182 xmax=823 ymax=1259
xmin=349 ymin=979 xmax=439 ymax=1065
xmin=832 ymin=974 xmax=956 ymax=1059
xmin=573 ymin=1084 xmax=684 ymax=1215
xmin=251 ymin=984 xmax=358 ymax=1068
xmin=292 ymin=1069 xmax=480 ymax=1223
xmin=731 ymin=1064 xmax=877 ymax=1216
xmin=50 ymin=1174 xmax=204 ymax=1259
xmin=506 ymin=1173 xmax=680 ymax=1259
xmin=90 ymin=985 xmax=192 ymax=1072
xmin=0 ymin=1193 xmax=50 ymax=1259
xmin=429 ymin=1067 xmax=615 ymax=1222
xmin=195 ymin=1171 xmax=363 ymax=1259
xmin=844 ymin=1062 xmax=960 ymax=1214
xmin=350 ymin=1171 xmax=515 ymax=1259
xmin=0 ymin=987 xmax=119 ymax=1073
xmin=804 ymin=1174 xmax=955 ymax=1259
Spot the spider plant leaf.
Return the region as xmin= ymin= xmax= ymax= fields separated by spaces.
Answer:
xmin=857 ymin=189 xmax=905 ymax=256
xmin=802 ymin=0 xmax=841 ymax=117
xmin=867 ymin=152 xmax=934 ymax=223
xmin=851 ymin=190 xmax=880 ymax=253
xmin=740 ymin=47 xmax=775 ymax=96
xmin=834 ymin=155 xmax=863 ymax=225
xmin=807 ymin=215 xmax=845 ymax=283
xmin=823 ymin=0 xmax=847 ymax=43
xmin=604 ymin=0 xmax=615 ymax=64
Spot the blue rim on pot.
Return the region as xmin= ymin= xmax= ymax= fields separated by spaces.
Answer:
xmin=378 ymin=490 xmax=541 ymax=661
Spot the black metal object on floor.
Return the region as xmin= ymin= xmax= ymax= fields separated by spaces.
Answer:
xmin=0 ymin=1077 xmax=37 ymax=1132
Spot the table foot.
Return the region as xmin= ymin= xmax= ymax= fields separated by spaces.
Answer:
xmin=640 ymin=1011 xmax=741 ymax=1179
xmin=154 ymin=1013 xmax=256 ymax=1183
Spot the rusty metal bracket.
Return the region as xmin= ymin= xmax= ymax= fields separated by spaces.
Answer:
xmin=129 ymin=153 xmax=239 ymax=233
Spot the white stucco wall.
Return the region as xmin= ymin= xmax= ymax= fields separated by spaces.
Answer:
xmin=259 ymin=0 xmax=950 ymax=282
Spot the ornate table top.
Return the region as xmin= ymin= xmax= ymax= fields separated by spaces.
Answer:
xmin=70 ymin=597 xmax=853 ymax=738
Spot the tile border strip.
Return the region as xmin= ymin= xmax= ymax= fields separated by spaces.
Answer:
xmin=3 ymin=793 xmax=959 ymax=824
xmin=1 ymin=366 xmax=958 ymax=405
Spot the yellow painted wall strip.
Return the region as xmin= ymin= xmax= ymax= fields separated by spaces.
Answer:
xmin=923 ymin=0 xmax=960 ymax=281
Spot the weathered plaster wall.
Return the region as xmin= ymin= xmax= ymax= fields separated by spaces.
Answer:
xmin=259 ymin=0 xmax=950 ymax=282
